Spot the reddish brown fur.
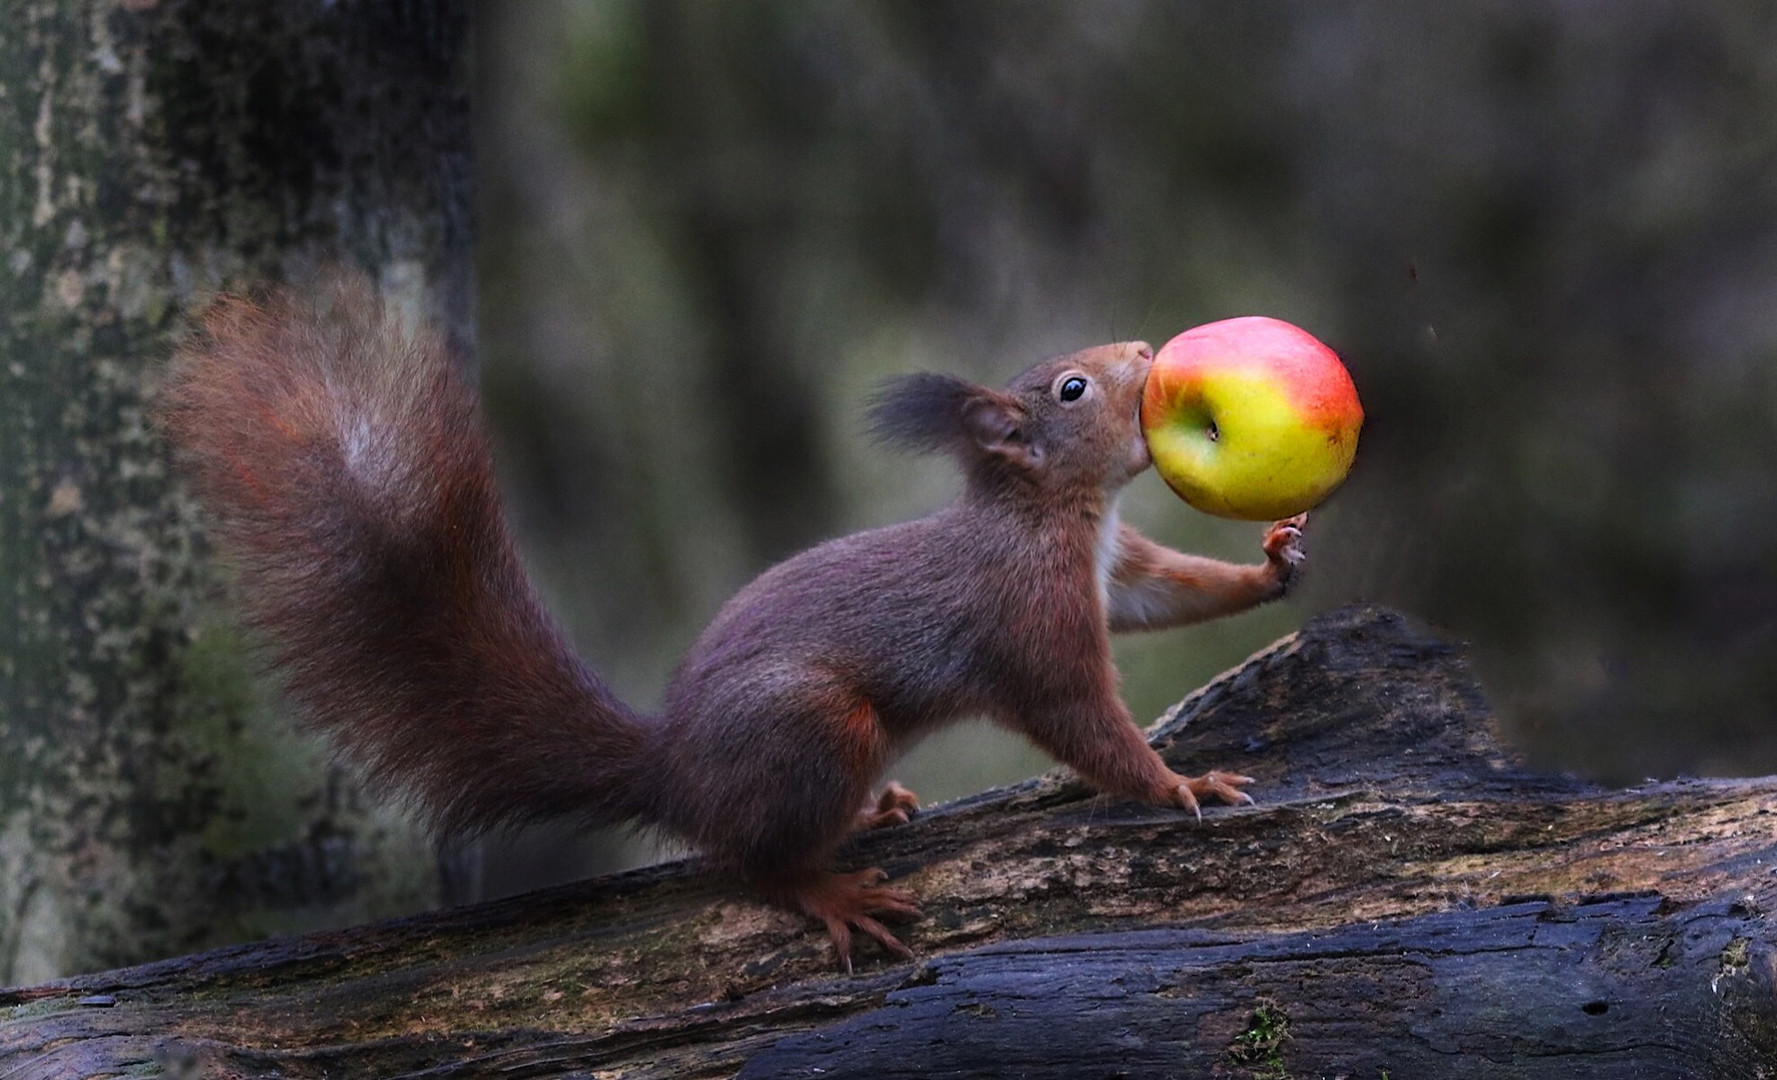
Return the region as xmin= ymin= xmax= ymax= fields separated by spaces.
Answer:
xmin=163 ymin=279 xmax=1304 ymax=967
xmin=1107 ymin=517 xmax=1304 ymax=632
xmin=163 ymin=282 xmax=651 ymax=836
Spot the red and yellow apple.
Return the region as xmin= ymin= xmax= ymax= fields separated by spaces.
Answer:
xmin=1141 ymin=317 xmax=1363 ymax=520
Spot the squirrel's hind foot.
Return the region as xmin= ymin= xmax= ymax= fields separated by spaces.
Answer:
xmin=854 ymin=781 xmax=920 ymax=831
xmin=776 ymin=867 xmax=922 ymax=973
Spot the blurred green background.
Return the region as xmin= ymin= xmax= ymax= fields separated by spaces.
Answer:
xmin=469 ymin=0 xmax=1777 ymax=883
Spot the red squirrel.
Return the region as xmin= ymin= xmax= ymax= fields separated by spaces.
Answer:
xmin=162 ymin=280 xmax=1305 ymax=969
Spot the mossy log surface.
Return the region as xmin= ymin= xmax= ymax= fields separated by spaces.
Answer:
xmin=3 ymin=604 xmax=1775 ymax=1077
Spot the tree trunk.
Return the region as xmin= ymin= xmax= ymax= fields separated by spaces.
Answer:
xmin=3 ymin=604 xmax=1773 ymax=1077
xmin=0 ymin=0 xmax=471 ymax=983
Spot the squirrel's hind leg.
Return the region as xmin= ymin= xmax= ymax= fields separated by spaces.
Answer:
xmin=680 ymin=679 xmax=923 ymax=968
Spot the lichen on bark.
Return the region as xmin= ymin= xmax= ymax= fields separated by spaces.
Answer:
xmin=0 ymin=0 xmax=472 ymax=981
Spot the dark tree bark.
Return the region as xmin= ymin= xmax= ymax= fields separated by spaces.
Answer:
xmin=2 ymin=605 xmax=1773 ymax=1077
xmin=0 ymin=0 xmax=471 ymax=982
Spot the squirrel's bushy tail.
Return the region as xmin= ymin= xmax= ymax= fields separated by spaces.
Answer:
xmin=163 ymin=279 xmax=651 ymax=836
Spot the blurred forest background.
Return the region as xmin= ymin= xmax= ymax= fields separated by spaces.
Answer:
xmin=475 ymin=0 xmax=1777 ymax=885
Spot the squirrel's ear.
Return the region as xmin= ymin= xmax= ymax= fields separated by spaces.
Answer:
xmin=868 ymin=373 xmax=1041 ymax=471
xmin=960 ymin=394 xmax=1043 ymax=472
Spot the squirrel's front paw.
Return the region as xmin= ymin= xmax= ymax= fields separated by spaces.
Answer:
xmin=1165 ymin=770 xmax=1256 ymax=821
xmin=1263 ymin=513 xmax=1308 ymax=586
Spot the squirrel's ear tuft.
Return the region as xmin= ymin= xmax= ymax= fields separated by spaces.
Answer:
xmin=867 ymin=373 xmax=984 ymax=453
xmin=868 ymin=373 xmax=1040 ymax=472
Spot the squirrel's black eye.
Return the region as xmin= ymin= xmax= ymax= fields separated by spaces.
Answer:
xmin=1058 ymin=376 xmax=1088 ymax=402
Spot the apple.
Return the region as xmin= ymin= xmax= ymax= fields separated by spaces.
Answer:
xmin=1141 ymin=316 xmax=1363 ymax=521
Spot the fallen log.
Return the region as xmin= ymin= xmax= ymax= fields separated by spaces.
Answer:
xmin=3 ymin=604 xmax=1775 ymax=1078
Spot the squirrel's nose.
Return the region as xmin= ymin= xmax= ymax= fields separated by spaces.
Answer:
xmin=1125 ymin=342 xmax=1154 ymax=383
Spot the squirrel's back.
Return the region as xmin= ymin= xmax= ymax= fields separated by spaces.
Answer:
xmin=163 ymin=279 xmax=651 ymax=836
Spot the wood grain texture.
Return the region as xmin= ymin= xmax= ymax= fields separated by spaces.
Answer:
xmin=4 ymin=604 xmax=1775 ymax=1077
